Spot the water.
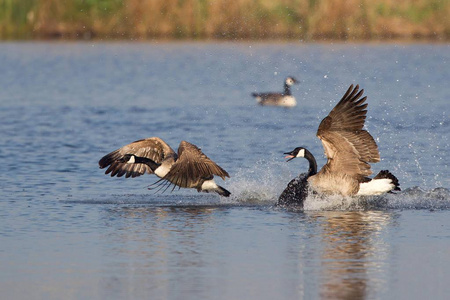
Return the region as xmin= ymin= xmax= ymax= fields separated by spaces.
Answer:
xmin=0 ymin=42 xmax=449 ymax=299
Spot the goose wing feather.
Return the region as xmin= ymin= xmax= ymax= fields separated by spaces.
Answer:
xmin=162 ymin=141 xmax=229 ymax=188
xmin=99 ymin=137 xmax=176 ymax=178
xmin=317 ymin=85 xmax=380 ymax=177
xmin=252 ymin=93 xmax=285 ymax=104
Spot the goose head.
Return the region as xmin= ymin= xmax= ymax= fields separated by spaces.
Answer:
xmin=284 ymin=147 xmax=318 ymax=176
xmin=285 ymin=76 xmax=299 ymax=86
xmin=284 ymin=147 xmax=307 ymax=161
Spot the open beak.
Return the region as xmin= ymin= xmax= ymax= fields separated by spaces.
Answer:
xmin=284 ymin=152 xmax=295 ymax=162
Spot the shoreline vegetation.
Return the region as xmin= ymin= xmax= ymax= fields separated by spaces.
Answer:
xmin=1 ymin=0 xmax=449 ymax=41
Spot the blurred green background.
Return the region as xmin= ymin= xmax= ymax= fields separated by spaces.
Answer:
xmin=1 ymin=0 xmax=449 ymax=40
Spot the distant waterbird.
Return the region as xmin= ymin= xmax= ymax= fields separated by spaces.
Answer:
xmin=278 ymin=84 xmax=400 ymax=207
xmin=252 ymin=76 xmax=299 ymax=107
xmin=99 ymin=137 xmax=231 ymax=197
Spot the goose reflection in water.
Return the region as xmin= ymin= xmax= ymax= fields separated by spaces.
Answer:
xmin=98 ymin=205 xmax=221 ymax=294
xmin=312 ymin=211 xmax=394 ymax=299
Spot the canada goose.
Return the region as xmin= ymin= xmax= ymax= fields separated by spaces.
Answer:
xmin=278 ymin=84 xmax=400 ymax=207
xmin=99 ymin=137 xmax=231 ymax=197
xmin=252 ymin=76 xmax=299 ymax=107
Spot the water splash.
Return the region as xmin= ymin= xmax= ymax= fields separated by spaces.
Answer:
xmin=302 ymin=187 xmax=450 ymax=211
xmin=407 ymin=142 xmax=428 ymax=187
xmin=64 ymin=185 xmax=450 ymax=211
xmin=385 ymin=186 xmax=450 ymax=210
xmin=225 ymin=158 xmax=294 ymax=204
xmin=303 ymin=194 xmax=378 ymax=211
xmin=225 ymin=157 xmax=450 ymax=210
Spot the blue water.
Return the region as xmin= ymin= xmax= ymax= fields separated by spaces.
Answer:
xmin=0 ymin=42 xmax=449 ymax=299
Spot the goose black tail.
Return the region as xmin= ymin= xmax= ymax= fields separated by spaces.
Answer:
xmin=217 ymin=185 xmax=231 ymax=197
xmin=374 ymin=170 xmax=401 ymax=192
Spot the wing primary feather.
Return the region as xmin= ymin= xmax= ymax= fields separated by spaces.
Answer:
xmin=161 ymin=180 xmax=174 ymax=194
xmin=124 ymin=165 xmax=132 ymax=178
xmin=354 ymin=97 xmax=367 ymax=107
xmin=153 ymin=180 xmax=170 ymax=194
xmin=348 ymin=85 xmax=360 ymax=99
xmin=148 ymin=178 xmax=165 ymax=190
xmin=104 ymin=165 xmax=114 ymax=175
xmin=349 ymin=89 xmax=364 ymax=103
xmin=117 ymin=168 xmax=126 ymax=177
xmin=341 ymin=84 xmax=355 ymax=101
xmin=153 ymin=182 xmax=166 ymax=194
xmin=154 ymin=178 xmax=174 ymax=194
xmin=110 ymin=163 xmax=121 ymax=177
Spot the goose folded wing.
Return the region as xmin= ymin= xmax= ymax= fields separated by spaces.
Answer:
xmin=98 ymin=137 xmax=176 ymax=178
xmin=253 ymin=93 xmax=278 ymax=100
xmin=162 ymin=141 xmax=229 ymax=188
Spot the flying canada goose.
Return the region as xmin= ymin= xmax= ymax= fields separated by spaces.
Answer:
xmin=278 ymin=84 xmax=400 ymax=207
xmin=99 ymin=137 xmax=231 ymax=197
xmin=252 ymin=76 xmax=299 ymax=107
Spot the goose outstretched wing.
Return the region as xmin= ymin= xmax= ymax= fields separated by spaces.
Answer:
xmin=317 ymin=84 xmax=380 ymax=177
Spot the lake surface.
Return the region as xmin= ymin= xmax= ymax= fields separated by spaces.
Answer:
xmin=0 ymin=41 xmax=449 ymax=299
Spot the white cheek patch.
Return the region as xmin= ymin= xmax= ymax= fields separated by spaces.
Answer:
xmin=127 ymin=155 xmax=135 ymax=164
xmin=297 ymin=149 xmax=305 ymax=157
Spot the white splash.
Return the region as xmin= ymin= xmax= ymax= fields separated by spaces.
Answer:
xmin=222 ymin=156 xmax=450 ymax=210
xmin=303 ymin=187 xmax=450 ymax=211
xmin=225 ymin=159 xmax=295 ymax=204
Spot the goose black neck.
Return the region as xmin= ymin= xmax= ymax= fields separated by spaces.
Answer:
xmin=304 ymin=149 xmax=317 ymax=177
xmin=284 ymin=83 xmax=292 ymax=96
xmin=134 ymin=156 xmax=161 ymax=172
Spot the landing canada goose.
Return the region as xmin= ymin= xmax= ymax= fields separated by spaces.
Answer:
xmin=252 ymin=76 xmax=298 ymax=107
xmin=99 ymin=137 xmax=231 ymax=197
xmin=278 ymin=84 xmax=400 ymax=207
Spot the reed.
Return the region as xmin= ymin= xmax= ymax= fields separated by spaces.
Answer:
xmin=0 ymin=0 xmax=448 ymax=40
